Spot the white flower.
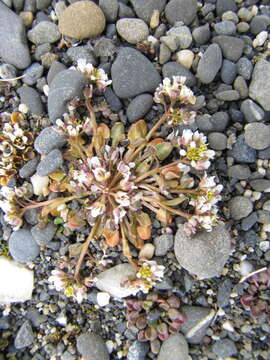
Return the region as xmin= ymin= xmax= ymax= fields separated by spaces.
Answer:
xmin=115 ymin=191 xmax=130 ymax=207
xmin=90 ymin=201 xmax=106 ymax=218
xmin=113 ymin=207 xmax=126 ymax=225
xmin=93 ymin=167 xmax=111 ymax=182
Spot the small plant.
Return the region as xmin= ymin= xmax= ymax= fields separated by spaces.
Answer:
xmin=0 ymin=60 xmax=223 ymax=291
xmin=125 ymin=292 xmax=186 ymax=354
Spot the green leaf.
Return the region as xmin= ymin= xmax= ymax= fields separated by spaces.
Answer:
xmin=111 ymin=122 xmax=125 ymax=147
xmin=153 ymin=142 xmax=173 ymax=161
xmin=54 ymin=217 xmax=64 ymax=225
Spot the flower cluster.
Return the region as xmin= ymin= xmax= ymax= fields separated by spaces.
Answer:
xmin=0 ymin=112 xmax=35 ymax=185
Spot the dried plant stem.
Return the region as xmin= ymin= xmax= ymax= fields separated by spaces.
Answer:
xmin=146 ymin=112 xmax=169 ymax=141
xmin=20 ymin=195 xmax=78 ymax=215
xmin=74 ymin=218 xmax=101 ymax=281
xmin=86 ymin=101 xmax=97 ymax=136
xmin=143 ymin=196 xmax=191 ymax=219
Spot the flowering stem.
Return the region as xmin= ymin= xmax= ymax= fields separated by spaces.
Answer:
xmin=85 ymin=100 xmax=97 ymax=136
xmin=74 ymin=217 xmax=101 ymax=282
xmin=20 ymin=195 xmax=79 ymax=215
xmin=146 ymin=112 xmax=169 ymax=141
xmin=143 ymin=196 xmax=191 ymax=219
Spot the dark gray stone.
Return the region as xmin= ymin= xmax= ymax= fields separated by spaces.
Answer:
xmin=192 ymin=24 xmax=211 ymax=45
xmin=213 ymin=35 xmax=245 ymax=62
xmin=111 ymin=47 xmax=161 ymax=99
xmin=162 ymin=62 xmax=196 ymax=87
xmin=17 ymin=86 xmax=44 ymax=115
xmin=47 ymin=61 xmax=66 ymax=85
xmin=165 ymin=0 xmax=197 ymax=25
xmin=28 ymin=21 xmax=61 ymax=45
xmin=237 ymin=58 xmax=253 ymax=80
xmin=31 ymin=222 xmax=57 ymax=246
xmin=212 ymin=339 xmax=238 ymax=358
xmin=99 ymin=0 xmax=119 ymax=23
xmin=250 ymin=15 xmax=270 ymax=35
xmin=240 ymin=99 xmax=265 ymax=123
xmin=36 ymin=0 xmax=51 ymax=10
xmin=76 ymin=333 xmax=109 ymax=360
xmin=258 ymin=146 xmax=270 ymax=160
xmin=249 ymin=60 xmax=270 ymax=111
xmin=127 ymin=341 xmax=149 ymax=360
xmin=67 ymin=45 xmax=97 ymax=66
xmin=244 ymin=122 xmax=270 ymax=150
xmin=130 ymin=0 xmax=167 ymax=23
xmin=174 ymin=223 xmax=231 ymax=278
xmin=34 ymin=126 xmax=67 ymax=155
xmin=233 ymin=76 xmax=248 ymax=99
xmin=221 ymin=60 xmax=237 ymax=85
xmin=157 ymin=334 xmax=189 ymax=360
xmin=36 ymin=149 xmax=63 ymax=176
xmin=256 ymin=210 xmax=270 ymax=225
xmin=0 ymin=2 xmax=31 ymax=69
xmin=196 ymin=44 xmax=222 ymax=84
xmin=196 ymin=111 xmax=229 ymax=133
xmin=19 ymin=157 xmax=39 ymax=179
xmin=118 ymin=3 xmax=135 ymax=18
xmin=250 ymin=179 xmax=270 ymax=192
xmin=24 ymin=209 xmax=39 ymax=226
xmin=14 ymin=321 xmax=34 ymax=349
xmin=228 ymin=165 xmax=251 ymax=179
xmin=215 ymin=89 xmax=240 ymax=101
xmin=154 ymin=234 xmax=174 ymax=256
xmin=48 ymin=69 xmax=87 ymax=123
xmin=104 ymin=87 xmax=122 ymax=113
xmin=127 ymin=94 xmax=153 ymax=122
xmin=217 ymin=279 xmax=232 ymax=307
xmin=228 ymin=196 xmax=253 ymax=220
xmin=229 ymin=134 xmax=257 ymax=164
xmin=214 ymin=21 xmax=236 ymax=35
xmin=216 ymin=0 xmax=237 ymax=16
xmin=9 ymin=230 xmax=40 ymax=263
xmin=34 ymin=43 xmax=51 ymax=61
xmin=241 ymin=212 xmax=258 ymax=231
xmin=208 ymin=132 xmax=227 ymax=150
xmin=22 ymin=63 xmax=44 ymax=85
xmin=93 ymin=37 xmax=116 ymax=58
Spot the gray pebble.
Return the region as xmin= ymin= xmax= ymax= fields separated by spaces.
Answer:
xmin=229 ymin=134 xmax=257 ymax=164
xmin=24 ymin=209 xmax=39 ymax=226
xmin=167 ymin=25 xmax=192 ymax=49
xmin=196 ymin=44 xmax=222 ymax=84
xmin=13 ymin=0 xmax=24 ymax=12
xmin=93 ymin=38 xmax=116 ymax=58
xmin=263 ymin=200 xmax=270 ymax=211
xmin=214 ymin=20 xmax=236 ymax=35
xmin=19 ymin=157 xmax=39 ymax=179
xmin=217 ymin=279 xmax=232 ymax=308
xmin=250 ymin=179 xmax=270 ymax=192
xmin=162 ymin=61 xmax=196 ymax=87
xmin=215 ymin=89 xmax=240 ymax=101
xmin=118 ymin=3 xmax=135 ymax=18
xmin=250 ymin=15 xmax=270 ymax=35
xmin=104 ymin=87 xmax=122 ymax=113
xmin=196 ymin=112 xmax=229 ymax=133
xmin=258 ymin=146 xmax=270 ymax=160
xmin=14 ymin=321 xmax=34 ymax=349
xmin=154 ymin=234 xmax=174 ymax=256
xmin=47 ymin=61 xmax=66 ymax=85
xmin=244 ymin=122 xmax=270 ymax=150
xmin=241 ymin=212 xmax=258 ymax=231
xmin=127 ymin=341 xmax=149 ymax=360
xmin=208 ymin=132 xmax=227 ymax=150
xmin=127 ymin=94 xmax=153 ymax=123
xmin=24 ymin=0 xmax=36 ymax=12
xmin=76 ymin=333 xmax=109 ymax=360
xmin=228 ymin=165 xmax=251 ymax=180
xmin=165 ymin=0 xmax=197 ymax=25
xmin=28 ymin=21 xmax=61 ymax=45
xmin=22 ymin=63 xmax=44 ymax=85
xmin=228 ymin=196 xmax=253 ymax=220
xmin=256 ymin=210 xmax=270 ymax=225
xmin=34 ymin=126 xmax=67 ymax=155
xmin=192 ymin=24 xmax=211 ymax=45
xmin=213 ymin=35 xmax=244 ymax=62
xmin=99 ymin=0 xmax=119 ymax=23
xmin=0 ymin=63 xmax=17 ymax=80
xmin=31 ymin=222 xmax=57 ymax=246
xmin=238 ymin=8 xmax=253 ymax=22
xmin=17 ymin=86 xmax=44 ymax=115
xmin=34 ymin=43 xmax=51 ymax=61
xmin=9 ymin=229 xmax=40 ymax=263
xmin=212 ymin=339 xmax=238 ymax=358
xmin=237 ymin=57 xmax=253 ymax=80
xmin=157 ymin=334 xmax=189 ymax=360
xmin=130 ymin=0 xmax=166 ymax=23
xmin=36 ymin=0 xmax=51 ymax=10
xmin=216 ymin=0 xmax=237 ymax=16
xmin=36 ymin=149 xmax=63 ymax=176
xmin=116 ymin=18 xmax=149 ymax=44
xmin=66 ymin=45 xmax=97 ymax=66
xmin=249 ymin=60 xmax=270 ymax=111
xmin=159 ymin=43 xmax=171 ymax=65
xmin=221 ymin=59 xmax=237 ymax=85
xmin=240 ymin=99 xmax=265 ymax=123
xmin=233 ymin=76 xmax=248 ymax=99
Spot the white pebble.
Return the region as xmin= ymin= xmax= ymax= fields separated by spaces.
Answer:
xmin=239 ymin=260 xmax=253 ymax=276
xmin=253 ymin=31 xmax=268 ymax=48
xmin=175 ymin=50 xmax=194 ymax=69
xmin=18 ymin=103 xmax=29 ymax=114
xmin=139 ymin=243 xmax=155 ymax=260
xmin=97 ymin=292 xmax=110 ymax=307
xmin=31 ymin=173 xmax=49 ymax=196
xmin=259 ymin=241 xmax=270 ymax=252
xmin=223 ymin=320 xmax=234 ymax=332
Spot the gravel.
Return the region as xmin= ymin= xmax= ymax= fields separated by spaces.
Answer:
xmin=116 ymin=18 xmax=149 ymax=44
xmin=240 ymin=99 xmax=265 ymax=123
xmin=165 ymin=0 xmax=197 ymax=26
xmin=129 ymin=0 xmax=166 ymax=24
xmin=229 ymin=134 xmax=257 ymax=164
xmin=212 ymin=35 xmax=244 ymax=62
xmin=237 ymin=57 xmax=253 ymax=80
xmin=22 ymin=62 xmax=44 ymax=85
xmin=27 ymin=21 xmax=61 ymax=45
xmin=221 ymin=59 xmax=237 ymax=85
xmin=212 ymin=339 xmax=238 ymax=358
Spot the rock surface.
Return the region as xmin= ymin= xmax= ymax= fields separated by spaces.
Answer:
xmin=36 ymin=149 xmax=63 ymax=176
xmin=174 ymin=223 xmax=231 ymax=278
xmin=165 ymin=0 xmax=197 ymax=25
xmin=157 ymin=334 xmax=189 ymax=360
xmin=14 ymin=321 xmax=35 ymax=349
xmin=76 ymin=333 xmax=109 ymax=360
xmin=249 ymin=60 xmax=270 ymax=111
xmin=130 ymin=0 xmax=167 ymax=23
xmin=28 ymin=21 xmax=61 ymax=45
xmin=196 ymin=44 xmax=222 ymax=84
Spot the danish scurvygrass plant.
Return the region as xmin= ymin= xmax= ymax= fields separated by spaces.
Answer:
xmin=0 ymin=60 xmax=223 ymax=299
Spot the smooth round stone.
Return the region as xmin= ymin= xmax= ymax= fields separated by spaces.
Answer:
xmin=216 ymin=0 xmax=237 ymax=16
xmin=228 ymin=196 xmax=253 ymax=220
xmin=116 ymin=18 xmax=149 ymax=44
xmin=228 ymin=165 xmax=251 ymax=180
xmin=167 ymin=25 xmax=192 ymax=49
xmin=212 ymin=35 xmax=245 ymax=62
xmin=250 ymin=15 xmax=270 ymax=35
xmin=229 ymin=134 xmax=257 ymax=164
xmin=129 ymin=0 xmax=167 ymax=24
xmin=222 ymin=11 xmax=239 ymax=24
xmin=221 ymin=59 xmax=237 ymax=85
xmin=9 ymin=230 xmax=40 ymax=263
xmin=99 ymin=0 xmax=118 ymax=23
xmin=58 ymin=1 xmax=106 ymax=40
xmin=165 ymin=0 xmax=197 ymax=25
xmin=237 ymin=22 xmax=250 ymax=33
xmin=238 ymin=7 xmax=253 ymax=22
xmin=208 ymin=132 xmax=227 ymax=150
xmin=157 ymin=334 xmax=189 ymax=360
xmin=244 ymin=123 xmax=270 ymax=150
xmin=162 ymin=61 xmax=196 ymax=87
xmin=214 ymin=20 xmax=236 ymax=35
xmin=175 ymin=50 xmax=194 ymax=69
xmin=250 ymin=180 xmax=270 ymax=192
xmin=36 ymin=149 xmax=63 ymax=176
xmin=28 ymin=21 xmax=61 ymax=45
xmin=192 ymin=24 xmax=211 ymax=45
xmin=17 ymin=86 xmax=44 ymax=116
xmin=34 ymin=126 xmax=66 ymax=155
xmin=77 ymin=333 xmax=109 ymax=360
xmin=126 ymin=94 xmax=153 ymax=122
xmin=249 ymin=60 xmax=270 ymax=111
xmin=212 ymin=339 xmax=238 ymax=358
xmin=196 ymin=44 xmax=222 ymax=84
xmin=215 ymin=89 xmax=240 ymax=101
xmin=22 ymin=62 xmax=44 ymax=85
xmin=240 ymin=99 xmax=265 ymax=123
xmin=233 ymin=76 xmax=248 ymax=99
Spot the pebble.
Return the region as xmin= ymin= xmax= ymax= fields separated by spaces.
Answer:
xmin=19 ymin=157 xmax=39 ymax=179
xmin=250 ymin=179 xmax=270 ymax=192
xmin=31 ymin=222 xmax=57 ymax=246
xmin=34 ymin=43 xmax=51 ymax=61
xmin=233 ymin=76 xmax=248 ymax=99
xmin=175 ymin=50 xmax=194 ymax=69
xmin=196 ymin=44 xmax=222 ymax=84
xmin=253 ymin=30 xmax=268 ymax=48
xmin=17 ymin=86 xmax=44 ymax=115
xmin=215 ymin=89 xmax=240 ymax=101
xmin=229 ymin=134 xmax=257 ymax=164
xmin=58 ymin=1 xmax=106 ymax=40
xmin=99 ymin=0 xmax=118 ymax=23
xmin=104 ymin=87 xmax=122 ymax=112
xmin=31 ymin=173 xmax=49 ymax=196
xmin=154 ymin=234 xmax=174 ymax=256
xmin=77 ymin=333 xmax=109 ymax=360
xmin=228 ymin=196 xmax=253 ymax=220
xmin=127 ymin=341 xmax=149 ymax=360
xmin=28 ymin=21 xmax=61 ymax=45
xmin=180 ymin=306 xmax=215 ymax=344
xmin=208 ymin=132 xmax=227 ymax=150
xmin=240 ymin=99 xmax=265 ymax=123
xmin=237 ymin=22 xmax=249 ymax=33
xmin=216 ymin=0 xmax=237 ymax=17
xmin=167 ymin=25 xmax=192 ymax=49
xmin=192 ymin=24 xmax=211 ymax=45
xmin=126 ymin=94 xmax=153 ymax=123
xmin=0 ymin=257 xmax=34 ymax=304
xmin=93 ymin=38 xmax=116 ymax=58
xmin=212 ymin=35 xmax=244 ymax=62
xmin=257 ymin=210 xmax=270 ymax=225
xmin=214 ymin=20 xmax=236 ymax=35
xmin=111 ymin=47 xmax=161 ymax=99
xmin=222 ymin=10 xmax=239 ymax=24
xmin=118 ymin=3 xmax=135 ymax=19
xmin=263 ymin=200 xmax=270 ymax=211
xmin=221 ymin=59 xmax=237 ymax=85
xmin=212 ymin=339 xmax=238 ymax=358
xmin=165 ymin=0 xmax=197 ymax=25
xmin=116 ymin=18 xmax=149 ymax=44
xmin=9 ymin=229 xmax=40 ymax=263
xmin=238 ymin=7 xmax=253 ymax=22
xmin=36 ymin=0 xmax=51 ymax=10
xmin=244 ymin=123 xmax=270 ymax=150
xmin=67 ymin=45 xmax=97 ymax=66
xmin=14 ymin=321 xmax=35 ymax=349
xmin=250 ymin=15 xmax=270 ymax=35
xmin=249 ymin=60 xmax=270 ymax=111
xmin=217 ymin=279 xmax=232 ymax=308
xmin=157 ymin=334 xmax=189 ymax=360
xmin=0 ymin=5 xmax=30 ymax=69
xmin=159 ymin=43 xmax=171 ymax=65
xmin=34 ymin=126 xmax=66 ymax=155
xmin=22 ymin=63 xmax=44 ymax=85
xmin=162 ymin=62 xmax=196 ymax=87
xmin=36 ymin=149 xmax=63 ymax=176
xmin=47 ymin=61 xmax=66 ymax=85
xmin=48 ymin=69 xmax=87 ymax=123
xmin=174 ymin=223 xmax=231 ymax=278
xmin=129 ymin=0 xmax=166 ymax=24
xmin=138 ymin=243 xmax=155 ymax=260
xmin=0 ymin=63 xmax=17 ymax=81
xmin=160 ymin=35 xmax=179 ymax=52
xmin=228 ymin=165 xmax=251 ymax=180
xmin=95 ymin=263 xmax=136 ymax=298
xmin=241 ymin=212 xmax=258 ymax=231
